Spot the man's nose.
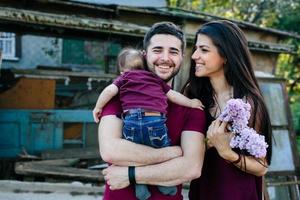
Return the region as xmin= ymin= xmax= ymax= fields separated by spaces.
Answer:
xmin=161 ymin=51 xmax=170 ymax=61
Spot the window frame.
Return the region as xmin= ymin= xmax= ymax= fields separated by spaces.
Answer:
xmin=0 ymin=32 xmax=19 ymax=61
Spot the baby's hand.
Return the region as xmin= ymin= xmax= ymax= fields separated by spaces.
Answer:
xmin=92 ymin=107 xmax=102 ymax=123
xmin=191 ymin=99 xmax=205 ymax=110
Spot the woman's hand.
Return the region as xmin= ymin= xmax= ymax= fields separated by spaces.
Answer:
xmin=207 ymin=120 xmax=268 ymax=176
xmin=206 ymin=119 xmax=234 ymax=158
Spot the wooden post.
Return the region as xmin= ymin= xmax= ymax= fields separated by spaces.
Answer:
xmin=263 ymin=176 xmax=270 ymax=200
xmin=0 ymin=49 xmax=2 ymax=75
xmin=0 ymin=32 xmax=2 ymax=76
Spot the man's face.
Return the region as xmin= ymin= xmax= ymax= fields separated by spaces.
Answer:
xmin=144 ymin=34 xmax=183 ymax=84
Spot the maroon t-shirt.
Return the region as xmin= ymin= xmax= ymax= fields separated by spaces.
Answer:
xmin=101 ymin=96 xmax=206 ymax=200
xmin=188 ymin=114 xmax=263 ymax=200
xmin=113 ymin=70 xmax=171 ymax=114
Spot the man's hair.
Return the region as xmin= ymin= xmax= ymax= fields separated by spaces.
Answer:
xmin=117 ymin=48 xmax=144 ymax=71
xmin=143 ymin=21 xmax=186 ymax=52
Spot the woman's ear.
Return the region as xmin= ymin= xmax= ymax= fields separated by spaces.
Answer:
xmin=224 ymin=58 xmax=227 ymax=65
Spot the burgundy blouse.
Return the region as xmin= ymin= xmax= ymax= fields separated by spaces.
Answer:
xmin=189 ymin=114 xmax=263 ymax=200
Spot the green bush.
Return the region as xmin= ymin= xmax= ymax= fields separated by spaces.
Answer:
xmin=290 ymin=97 xmax=300 ymax=135
xmin=297 ymin=136 xmax=300 ymax=154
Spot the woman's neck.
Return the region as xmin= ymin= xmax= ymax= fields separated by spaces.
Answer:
xmin=210 ymin=75 xmax=231 ymax=96
xmin=209 ymin=75 xmax=233 ymax=117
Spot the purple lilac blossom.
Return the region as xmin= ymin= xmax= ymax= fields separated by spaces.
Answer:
xmin=218 ymin=98 xmax=251 ymax=133
xmin=218 ymin=98 xmax=268 ymax=158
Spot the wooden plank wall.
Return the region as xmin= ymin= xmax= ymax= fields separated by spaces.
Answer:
xmin=0 ymin=77 xmax=55 ymax=109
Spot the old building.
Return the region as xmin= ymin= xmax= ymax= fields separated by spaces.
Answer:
xmin=0 ymin=1 xmax=299 ymax=199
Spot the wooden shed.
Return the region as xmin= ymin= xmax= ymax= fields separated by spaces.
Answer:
xmin=0 ymin=1 xmax=300 ymax=199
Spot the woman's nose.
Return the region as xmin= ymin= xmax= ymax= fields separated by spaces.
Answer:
xmin=191 ymin=49 xmax=199 ymax=60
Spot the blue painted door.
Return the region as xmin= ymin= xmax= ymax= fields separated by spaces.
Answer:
xmin=0 ymin=109 xmax=93 ymax=158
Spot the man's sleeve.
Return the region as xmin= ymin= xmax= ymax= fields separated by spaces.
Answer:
xmin=184 ymin=108 xmax=207 ymax=135
xmin=101 ymin=96 xmax=122 ymax=117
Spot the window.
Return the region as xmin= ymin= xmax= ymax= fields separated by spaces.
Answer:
xmin=0 ymin=32 xmax=18 ymax=60
xmin=62 ymin=38 xmax=121 ymax=73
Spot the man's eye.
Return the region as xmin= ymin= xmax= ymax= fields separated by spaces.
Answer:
xmin=170 ymin=51 xmax=179 ymax=55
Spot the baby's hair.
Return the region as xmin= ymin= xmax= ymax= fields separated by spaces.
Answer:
xmin=117 ymin=48 xmax=144 ymax=72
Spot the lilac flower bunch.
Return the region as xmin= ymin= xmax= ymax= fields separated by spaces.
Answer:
xmin=218 ymin=99 xmax=251 ymax=133
xmin=218 ymin=98 xmax=268 ymax=158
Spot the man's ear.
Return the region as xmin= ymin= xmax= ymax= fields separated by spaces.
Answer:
xmin=142 ymin=50 xmax=147 ymax=58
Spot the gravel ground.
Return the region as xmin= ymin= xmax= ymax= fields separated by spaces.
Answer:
xmin=0 ymin=180 xmax=103 ymax=200
xmin=0 ymin=192 xmax=101 ymax=200
xmin=0 ymin=180 xmax=189 ymax=200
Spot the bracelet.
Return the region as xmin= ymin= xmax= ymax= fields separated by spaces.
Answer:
xmin=231 ymin=153 xmax=241 ymax=164
xmin=128 ymin=166 xmax=136 ymax=185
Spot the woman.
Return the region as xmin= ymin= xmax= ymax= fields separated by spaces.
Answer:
xmin=185 ymin=20 xmax=272 ymax=200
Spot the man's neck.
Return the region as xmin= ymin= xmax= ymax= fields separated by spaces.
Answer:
xmin=166 ymin=79 xmax=173 ymax=87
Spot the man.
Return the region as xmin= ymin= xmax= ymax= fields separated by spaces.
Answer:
xmin=99 ymin=22 xmax=206 ymax=200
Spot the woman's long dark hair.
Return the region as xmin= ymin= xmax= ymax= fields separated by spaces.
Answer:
xmin=184 ymin=20 xmax=272 ymax=164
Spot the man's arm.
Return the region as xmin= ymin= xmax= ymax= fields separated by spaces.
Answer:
xmin=136 ymin=130 xmax=205 ymax=185
xmin=103 ymin=131 xmax=205 ymax=189
xmin=98 ymin=115 xmax=182 ymax=166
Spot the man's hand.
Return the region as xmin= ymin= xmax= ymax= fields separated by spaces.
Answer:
xmin=102 ymin=165 xmax=130 ymax=190
xmin=191 ymin=99 xmax=205 ymax=110
xmin=93 ymin=107 xmax=102 ymax=123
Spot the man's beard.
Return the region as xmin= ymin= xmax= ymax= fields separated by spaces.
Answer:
xmin=164 ymin=67 xmax=180 ymax=82
xmin=152 ymin=60 xmax=180 ymax=82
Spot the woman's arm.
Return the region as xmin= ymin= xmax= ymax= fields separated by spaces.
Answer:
xmin=98 ymin=115 xmax=182 ymax=166
xmin=219 ymin=148 xmax=267 ymax=176
xmin=207 ymin=120 xmax=268 ymax=177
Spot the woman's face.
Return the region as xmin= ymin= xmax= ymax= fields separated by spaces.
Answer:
xmin=191 ymin=34 xmax=226 ymax=78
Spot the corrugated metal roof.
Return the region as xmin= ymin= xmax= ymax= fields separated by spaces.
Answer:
xmin=1 ymin=0 xmax=299 ymax=40
xmin=1 ymin=5 xmax=294 ymax=54
xmin=67 ymin=1 xmax=300 ymax=39
xmin=71 ymin=0 xmax=166 ymax=7
xmin=0 ymin=6 xmax=149 ymax=37
xmin=124 ymin=6 xmax=300 ymax=40
xmin=163 ymin=7 xmax=300 ymax=40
